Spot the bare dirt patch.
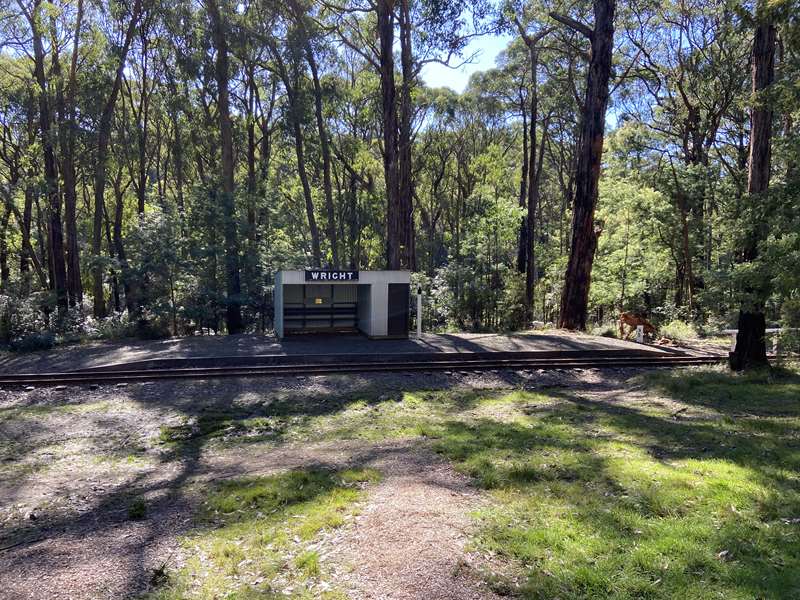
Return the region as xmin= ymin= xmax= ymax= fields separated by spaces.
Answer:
xmin=324 ymin=442 xmax=504 ymax=600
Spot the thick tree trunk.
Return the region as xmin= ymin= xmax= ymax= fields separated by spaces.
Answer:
xmin=730 ymin=14 xmax=775 ymax=371
xmin=397 ymin=0 xmax=415 ymax=270
xmin=0 ymin=206 xmax=10 ymax=290
xmin=378 ymin=0 xmax=402 ymax=270
xmin=306 ymin=44 xmax=338 ymax=268
xmin=30 ymin=0 xmax=68 ymax=310
xmin=52 ymin=0 xmax=84 ymax=306
xmin=553 ymin=0 xmax=616 ymax=330
xmin=91 ymin=0 xmax=142 ymax=318
xmin=517 ymin=94 xmax=528 ymax=274
xmin=525 ymin=45 xmax=539 ymax=323
xmin=207 ymin=0 xmax=244 ymax=334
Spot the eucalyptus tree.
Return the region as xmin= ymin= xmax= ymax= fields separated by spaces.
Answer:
xmin=624 ymin=0 xmax=749 ymax=311
xmin=326 ymin=0 xmax=492 ymax=270
xmin=552 ymin=0 xmax=616 ymax=331
xmin=730 ymin=0 xmax=778 ymax=370
xmin=90 ymin=0 xmax=145 ymax=318
xmin=502 ymin=1 xmax=555 ymax=322
xmin=205 ymin=0 xmax=244 ymax=333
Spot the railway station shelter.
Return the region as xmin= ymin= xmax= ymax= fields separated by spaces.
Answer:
xmin=274 ymin=270 xmax=411 ymax=339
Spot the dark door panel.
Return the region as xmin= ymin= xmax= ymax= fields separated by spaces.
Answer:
xmin=387 ymin=284 xmax=409 ymax=337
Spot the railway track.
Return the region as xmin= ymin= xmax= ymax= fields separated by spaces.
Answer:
xmin=0 ymin=351 xmax=725 ymax=388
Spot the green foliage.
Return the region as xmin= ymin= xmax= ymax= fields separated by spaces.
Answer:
xmin=591 ymin=323 xmax=619 ymax=338
xmin=147 ymin=468 xmax=379 ymax=598
xmin=9 ymin=331 xmax=55 ymax=353
xmin=127 ymin=497 xmax=147 ymax=521
xmin=660 ymin=319 xmax=699 ymax=341
xmin=0 ymin=0 xmax=797 ymax=341
xmin=591 ymin=177 xmax=673 ymax=314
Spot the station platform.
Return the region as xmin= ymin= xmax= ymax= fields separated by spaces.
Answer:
xmin=0 ymin=331 xmax=671 ymax=375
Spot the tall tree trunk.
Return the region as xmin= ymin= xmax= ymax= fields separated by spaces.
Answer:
xmin=291 ymin=114 xmax=323 ymax=267
xmin=397 ymin=0 xmax=415 ymax=270
xmin=306 ymin=43 xmax=338 ymax=268
xmin=20 ymin=183 xmax=34 ymax=293
xmin=91 ymin=0 xmax=142 ymax=318
xmin=52 ymin=0 xmax=84 ymax=306
xmin=171 ymin=110 xmax=186 ymax=233
xmin=136 ymin=61 xmax=149 ymax=215
xmin=207 ymin=0 xmax=244 ymax=334
xmin=552 ymin=0 xmax=616 ymax=330
xmin=730 ymin=10 xmax=775 ymax=371
xmin=516 ymin=93 xmax=528 ymax=274
xmin=513 ymin=20 xmax=551 ymax=321
xmin=110 ymin=166 xmax=134 ymax=314
xmin=264 ymin=35 xmax=322 ymax=267
xmin=0 ymin=206 xmax=10 ymax=290
xmin=245 ymin=65 xmax=257 ymax=247
xmin=378 ymin=0 xmax=402 ymax=269
xmin=524 ymin=45 xmax=540 ymax=323
xmin=29 ymin=0 xmax=68 ymax=310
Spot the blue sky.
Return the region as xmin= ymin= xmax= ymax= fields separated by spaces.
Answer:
xmin=420 ymin=34 xmax=512 ymax=93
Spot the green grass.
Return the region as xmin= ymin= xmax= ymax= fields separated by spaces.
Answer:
xmin=146 ymin=467 xmax=379 ymax=599
xmin=416 ymin=368 xmax=800 ymax=599
xmin=0 ymin=399 xmax=117 ymax=423
xmin=128 ymin=497 xmax=147 ymax=520
xmin=131 ymin=365 xmax=800 ymax=598
xmin=199 ymin=365 xmax=797 ymax=599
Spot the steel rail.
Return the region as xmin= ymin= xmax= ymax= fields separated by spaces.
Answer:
xmin=0 ymin=354 xmax=725 ymax=387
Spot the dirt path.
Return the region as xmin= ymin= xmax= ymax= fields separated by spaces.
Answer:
xmin=1 ymin=437 xmax=502 ymax=599
xmin=325 ymin=442 xmax=503 ymax=600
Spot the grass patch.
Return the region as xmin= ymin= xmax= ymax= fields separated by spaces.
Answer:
xmin=0 ymin=399 xmax=117 ymax=423
xmin=222 ymin=366 xmax=799 ymax=599
xmin=28 ymin=363 xmax=793 ymax=599
xmin=294 ymin=550 xmax=320 ymax=578
xmin=413 ymin=368 xmax=800 ymax=599
xmin=157 ymin=411 xmax=289 ymax=449
xmin=146 ymin=467 xmax=379 ymax=599
xmin=128 ymin=497 xmax=147 ymax=520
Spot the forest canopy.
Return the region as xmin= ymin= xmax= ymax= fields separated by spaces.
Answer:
xmin=0 ymin=0 xmax=798 ymax=365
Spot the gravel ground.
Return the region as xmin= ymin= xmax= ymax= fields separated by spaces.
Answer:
xmin=0 ymin=367 xmax=661 ymax=599
xmin=324 ymin=442 xmax=504 ymax=600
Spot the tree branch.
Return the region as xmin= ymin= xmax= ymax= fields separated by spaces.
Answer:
xmin=548 ymin=12 xmax=593 ymax=41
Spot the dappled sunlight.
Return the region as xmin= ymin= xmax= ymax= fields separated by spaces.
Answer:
xmin=145 ymin=468 xmax=378 ymax=599
xmin=381 ymin=369 xmax=800 ymax=599
xmin=3 ymin=365 xmax=799 ymax=598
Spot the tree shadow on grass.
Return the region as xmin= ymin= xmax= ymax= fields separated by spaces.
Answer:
xmin=423 ymin=370 xmax=800 ymax=599
xmin=0 ymin=373 xmax=496 ymax=598
xmin=143 ymin=465 xmax=379 ymax=599
xmin=3 ymin=366 xmax=798 ymax=599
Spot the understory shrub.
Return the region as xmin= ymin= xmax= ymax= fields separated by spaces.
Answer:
xmin=779 ymin=296 xmax=800 ymax=356
xmin=9 ymin=331 xmax=55 ymax=352
xmin=88 ymin=311 xmax=135 ymax=340
xmin=659 ymin=319 xmax=698 ymax=341
xmin=591 ymin=323 xmax=618 ymax=338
